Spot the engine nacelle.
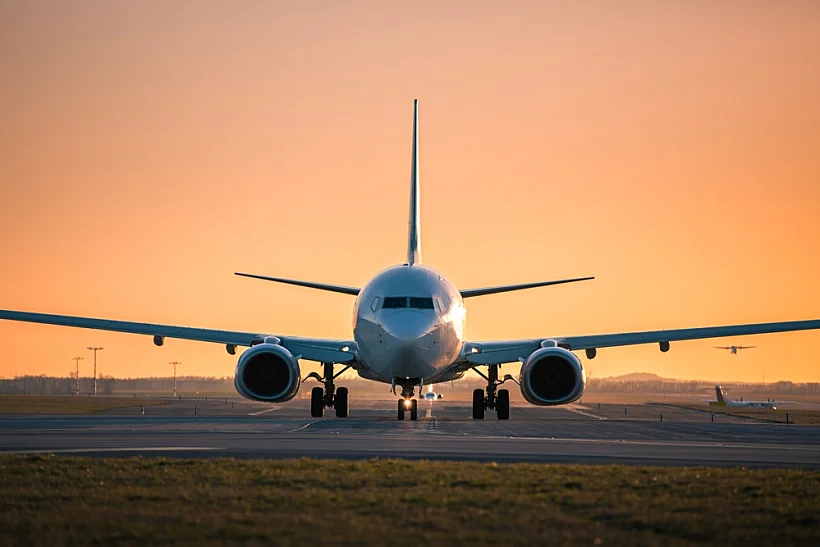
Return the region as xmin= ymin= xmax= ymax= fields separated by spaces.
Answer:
xmin=519 ymin=347 xmax=586 ymax=406
xmin=234 ymin=343 xmax=301 ymax=403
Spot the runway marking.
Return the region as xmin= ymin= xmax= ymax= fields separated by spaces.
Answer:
xmin=425 ymin=408 xmax=432 ymax=419
xmin=248 ymin=405 xmax=282 ymax=416
xmin=288 ymin=421 xmax=315 ymax=432
xmin=2 ymin=447 xmax=221 ymax=455
xmin=565 ymin=406 xmax=607 ymax=420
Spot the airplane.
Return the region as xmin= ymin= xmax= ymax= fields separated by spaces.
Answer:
xmin=709 ymin=385 xmax=777 ymax=409
xmin=2 ymin=99 xmax=820 ymax=422
xmin=422 ymin=385 xmax=443 ymax=401
xmin=714 ymin=345 xmax=755 ymax=354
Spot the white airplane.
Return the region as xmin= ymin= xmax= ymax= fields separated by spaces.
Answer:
xmin=2 ymin=100 xmax=820 ymax=422
xmin=709 ymin=385 xmax=776 ymax=409
xmin=422 ymin=385 xmax=443 ymax=401
xmin=714 ymin=345 xmax=755 ymax=354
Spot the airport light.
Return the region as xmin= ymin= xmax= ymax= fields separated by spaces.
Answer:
xmin=71 ymin=356 xmax=83 ymax=396
xmin=168 ymin=361 xmax=182 ymax=398
xmin=86 ymin=347 xmax=104 ymax=396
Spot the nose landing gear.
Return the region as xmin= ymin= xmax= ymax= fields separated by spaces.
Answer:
xmin=471 ymin=365 xmax=516 ymax=420
xmin=305 ymin=362 xmax=350 ymax=418
xmin=395 ymin=379 xmax=419 ymax=421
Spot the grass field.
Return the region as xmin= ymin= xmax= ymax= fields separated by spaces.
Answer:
xmin=669 ymin=403 xmax=820 ymax=425
xmin=1 ymin=456 xmax=818 ymax=546
xmin=0 ymin=396 xmax=166 ymax=414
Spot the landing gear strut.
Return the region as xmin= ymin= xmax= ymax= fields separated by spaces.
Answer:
xmin=471 ymin=365 xmax=515 ymax=420
xmin=306 ymin=362 xmax=350 ymax=418
xmin=396 ymin=379 xmax=419 ymax=421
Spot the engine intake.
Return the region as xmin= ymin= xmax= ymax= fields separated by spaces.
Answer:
xmin=234 ymin=344 xmax=301 ymax=402
xmin=519 ymin=347 xmax=586 ymax=406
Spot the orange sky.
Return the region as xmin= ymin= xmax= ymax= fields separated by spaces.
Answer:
xmin=1 ymin=1 xmax=819 ymax=383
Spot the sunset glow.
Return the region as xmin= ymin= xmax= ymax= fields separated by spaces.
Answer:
xmin=1 ymin=1 xmax=819 ymax=382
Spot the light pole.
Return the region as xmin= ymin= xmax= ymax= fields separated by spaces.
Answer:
xmin=72 ymin=356 xmax=83 ymax=396
xmin=87 ymin=347 xmax=104 ymax=396
xmin=168 ymin=361 xmax=182 ymax=398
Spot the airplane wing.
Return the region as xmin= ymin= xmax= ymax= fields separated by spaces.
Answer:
xmin=713 ymin=346 xmax=731 ymax=350
xmin=460 ymin=276 xmax=594 ymax=298
xmin=0 ymin=309 xmax=358 ymax=365
xmin=234 ymin=273 xmax=360 ymax=296
xmin=737 ymin=346 xmax=756 ymax=350
xmin=463 ymin=319 xmax=820 ymax=366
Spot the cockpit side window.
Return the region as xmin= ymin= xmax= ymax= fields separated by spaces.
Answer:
xmin=370 ymin=296 xmax=381 ymax=312
xmin=382 ymin=297 xmax=408 ymax=309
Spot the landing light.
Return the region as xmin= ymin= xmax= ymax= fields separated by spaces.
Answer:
xmin=403 ymin=399 xmax=412 ymax=408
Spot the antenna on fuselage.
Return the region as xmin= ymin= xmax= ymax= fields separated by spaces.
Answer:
xmin=407 ymin=99 xmax=421 ymax=266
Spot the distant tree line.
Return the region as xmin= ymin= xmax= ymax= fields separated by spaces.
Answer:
xmin=0 ymin=375 xmax=115 ymax=396
xmin=2 ymin=375 xmax=818 ymax=397
xmin=585 ymin=379 xmax=701 ymax=394
xmin=750 ymin=381 xmax=820 ymax=396
xmin=114 ymin=376 xmax=234 ymax=392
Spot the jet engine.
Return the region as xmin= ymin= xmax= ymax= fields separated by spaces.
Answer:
xmin=519 ymin=347 xmax=586 ymax=406
xmin=234 ymin=343 xmax=301 ymax=402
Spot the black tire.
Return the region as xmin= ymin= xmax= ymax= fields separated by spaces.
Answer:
xmin=497 ymin=389 xmax=510 ymax=420
xmin=397 ymin=399 xmax=405 ymax=420
xmin=335 ymin=387 xmax=349 ymax=418
xmin=472 ymin=389 xmax=485 ymax=419
xmin=310 ymin=387 xmax=324 ymax=418
xmin=410 ymin=399 xmax=418 ymax=421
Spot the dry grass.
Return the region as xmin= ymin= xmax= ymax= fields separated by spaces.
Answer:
xmin=670 ymin=403 xmax=820 ymax=425
xmin=1 ymin=456 xmax=818 ymax=546
xmin=0 ymin=396 xmax=166 ymax=415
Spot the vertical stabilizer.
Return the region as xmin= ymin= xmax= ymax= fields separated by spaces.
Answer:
xmin=407 ymin=99 xmax=421 ymax=266
xmin=715 ymin=385 xmax=726 ymax=403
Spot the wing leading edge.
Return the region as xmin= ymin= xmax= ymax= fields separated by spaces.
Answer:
xmin=0 ymin=309 xmax=357 ymax=364
xmin=464 ymin=318 xmax=820 ymax=365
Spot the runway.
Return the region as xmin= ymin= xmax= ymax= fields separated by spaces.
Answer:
xmin=2 ymin=398 xmax=819 ymax=468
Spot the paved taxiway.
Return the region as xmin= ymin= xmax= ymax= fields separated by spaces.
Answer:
xmin=1 ymin=398 xmax=818 ymax=468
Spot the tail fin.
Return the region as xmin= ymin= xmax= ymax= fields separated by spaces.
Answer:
xmin=407 ymin=99 xmax=421 ymax=266
xmin=715 ymin=385 xmax=726 ymax=403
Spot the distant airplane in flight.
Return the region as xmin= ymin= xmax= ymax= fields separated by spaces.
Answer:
xmin=2 ymin=100 xmax=820 ymax=421
xmin=714 ymin=345 xmax=755 ymax=354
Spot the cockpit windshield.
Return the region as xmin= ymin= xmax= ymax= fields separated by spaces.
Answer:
xmin=382 ymin=297 xmax=435 ymax=309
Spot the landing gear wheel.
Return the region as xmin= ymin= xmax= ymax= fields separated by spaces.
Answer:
xmin=496 ymin=389 xmax=510 ymax=420
xmin=311 ymin=387 xmax=324 ymax=418
xmin=335 ymin=387 xmax=349 ymax=418
xmin=410 ymin=399 xmax=418 ymax=421
xmin=472 ymin=388 xmax=485 ymax=420
xmin=397 ymin=399 xmax=405 ymax=420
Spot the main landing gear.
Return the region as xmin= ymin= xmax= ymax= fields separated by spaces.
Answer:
xmin=305 ymin=362 xmax=350 ymax=418
xmin=472 ymin=364 xmax=516 ymax=420
xmin=396 ymin=379 xmax=419 ymax=421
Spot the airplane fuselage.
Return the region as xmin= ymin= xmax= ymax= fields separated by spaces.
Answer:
xmin=352 ymin=264 xmax=465 ymax=385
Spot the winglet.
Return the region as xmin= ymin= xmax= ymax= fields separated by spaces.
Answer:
xmin=407 ymin=98 xmax=421 ymax=266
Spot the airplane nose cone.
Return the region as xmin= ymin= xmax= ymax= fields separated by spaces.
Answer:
xmin=382 ymin=310 xmax=437 ymax=343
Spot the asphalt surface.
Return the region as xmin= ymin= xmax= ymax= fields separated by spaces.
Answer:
xmin=1 ymin=398 xmax=818 ymax=468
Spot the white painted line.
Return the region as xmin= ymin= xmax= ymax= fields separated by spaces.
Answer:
xmin=288 ymin=421 xmax=315 ymax=432
xmin=2 ymin=447 xmax=221 ymax=455
xmin=565 ymin=405 xmax=607 ymax=420
xmin=425 ymin=408 xmax=432 ymax=419
xmin=248 ymin=405 xmax=282 ymax=416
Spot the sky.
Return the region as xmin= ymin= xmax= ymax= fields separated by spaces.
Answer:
xmin=1 ymin=1 xmax=819 ymax=383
